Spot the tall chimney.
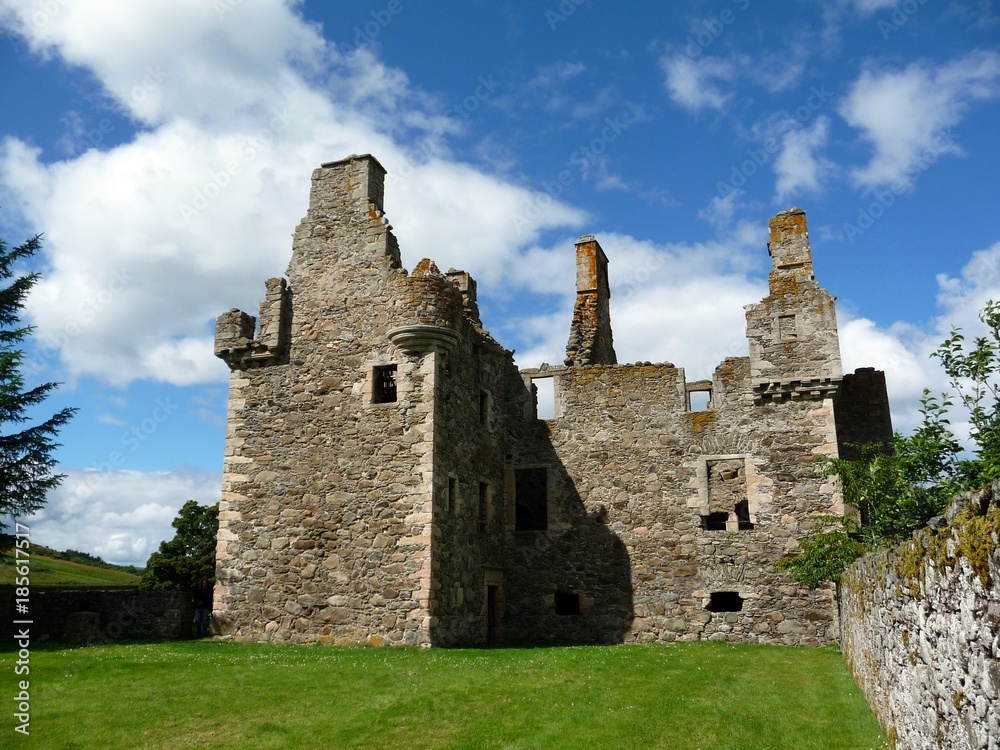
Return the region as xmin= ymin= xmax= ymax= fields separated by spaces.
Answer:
xmin=565 ymin=235 xmax=617 ymax=367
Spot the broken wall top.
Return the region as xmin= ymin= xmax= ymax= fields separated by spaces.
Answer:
xmin=746 ymin=207 xmax=843 ymax=398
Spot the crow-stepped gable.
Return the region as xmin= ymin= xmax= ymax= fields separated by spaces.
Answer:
xmin=212 ymin=154 xmax=892 ymax=647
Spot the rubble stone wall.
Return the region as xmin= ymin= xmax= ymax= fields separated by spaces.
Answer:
xmin=1 ymin=587 xmax=192 ymax=643
xmin=214 ymin=155 xmax=441 ymax=646
xmin=839 ymin=488 xmax=1000 ymax=749
xmin=509 ymin=353 xmax=842 ymax=646
xmin=212 ymin=157 xmax=891 ymax=649
xmin=426 ymin=331 xmax=523 ymax=646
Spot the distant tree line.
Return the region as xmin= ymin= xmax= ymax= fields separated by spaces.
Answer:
xmin=49 ymin=546 xmax=142 ymax=575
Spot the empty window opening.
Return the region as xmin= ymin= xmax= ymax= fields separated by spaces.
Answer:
xmin=708 ymin=591 xmax=743 ymax=612
xmin=554 ymin=591 xmax=580 ymax=616
xmin=372 ymin=365 xmax=397 ymax=403
xmin=701 ymin=512 xmax=729 ymax=531
xmin=478 ymin=482 xmax=489 ymax=532
xmin=479 ymin=389 xmax=490 ymax=425
xmin=689 ymin=389 xmax=711 ymax=411
xmin=533 ymin=377 xmax=555 ymax=420
xmin=447 ymin=477 xmax=459 ymax=512
xmin=734 ymin=499 xmax=754 ymax=531
xmin=778 ymin=314 xmax=797 ymax=340
xmin=707 ymin=459 xmax=747 ymax=530
xmin=686 ymin=380 xmax=712 ymax=411
xmin=514 ymin=468 xmax=548 ymax=531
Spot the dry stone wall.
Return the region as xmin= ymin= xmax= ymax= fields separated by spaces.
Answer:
xmin=839 ymin=487 xmax=1000 ymax=749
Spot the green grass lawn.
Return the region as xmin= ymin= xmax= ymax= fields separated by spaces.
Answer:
xmin=3 ymin=640 xmax=888 ymax=749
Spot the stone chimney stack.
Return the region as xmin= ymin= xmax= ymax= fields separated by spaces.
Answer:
xmin=565 ymin=235 xmax=617 ymax=367
xmin=286 ymin=154 xmax=401 ymax=295
xmin=767 ymin=206 xmax=814 ymax=284
xmin=745 ymin=208 xmax=843 ymax=403
xmin=318 ymin=153 xmax=386 ymax=213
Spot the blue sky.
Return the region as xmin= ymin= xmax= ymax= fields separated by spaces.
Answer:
xmin=1 ymin=0 xmax=997 ymax=564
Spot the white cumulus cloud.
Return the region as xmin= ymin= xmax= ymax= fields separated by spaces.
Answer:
xmin=509 ymin=226 xmax=768 ymax=378
xmin=773 ymin=116 xmax=835 ymax=203
xmin=20 ymin=468 xmax=222 ymax=566
xmin=838 ymin=240 xmax=1000 ymax=438
xmin=661 ymin=55 xmax=735 ymax=112
xmin=0 ymin=0 xmax=586 ymax=388
xmin=839 ymin=50 xmax=1000 ymax=189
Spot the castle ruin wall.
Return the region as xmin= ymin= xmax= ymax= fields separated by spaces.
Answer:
xmin=212 ymin=157 xmax=891 ymax=649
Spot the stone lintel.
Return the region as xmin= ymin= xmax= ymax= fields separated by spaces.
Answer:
xmin=685 ymin=379 xmax=713 ymax=393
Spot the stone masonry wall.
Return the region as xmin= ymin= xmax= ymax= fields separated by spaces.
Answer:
xmin=1 ymin=586 xmax=192 ymax=643
xmin=213 ymin=155 xmax=890 ymax=650
xmin=509 ymin=353 xmax=842 ymax=646
xmin=428 ymin=334 xmax=520 ymax=646
xmin=215 ymin=154 xmax=518 ymax=647
xmin=746 ymin=207 xmax=842 ymax=403
xmin=839 ymin=486 xmax=1000 ymax=749
xmin=835 ymin=367 xmax=894 ymax=459
xmin=215 ymin=155 xmax=442 ymax=646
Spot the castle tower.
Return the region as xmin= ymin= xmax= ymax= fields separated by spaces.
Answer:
xmin=745 ymin=208 xmax=842 ymax=404
xmin=287 ymin=154 xmax=402 ymax=298
xmin=212 ymin=159 xmax=893 ymax=650
xmin=564 ymin=235 xmax=616 ymax=367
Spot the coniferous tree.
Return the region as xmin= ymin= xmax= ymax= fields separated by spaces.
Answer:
xmin=0 ymin=234 xmax=76 ymax=519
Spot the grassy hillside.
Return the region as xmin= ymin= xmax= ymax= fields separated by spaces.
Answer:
xmin=0 ymin=545 xmax=141 ymax=587
xmin=8 ymin=640 xmax=888 ymax=749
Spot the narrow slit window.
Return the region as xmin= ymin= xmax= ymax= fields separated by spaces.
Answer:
xmin=479 ymin=389 xmax=490 ymax=425
xmin=533 ymin=377 xmax=555 ymax=420
xmin=447 ymin=477 xmax=459 ymax=512
xmin=372 ymin=365 xmax=397 ymax=403
xmin=554 ymin=591 xmax=580 ymax=616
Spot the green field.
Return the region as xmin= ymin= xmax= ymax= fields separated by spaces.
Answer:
xmin=0 ymin=549 xmax=141 ymax=587
xmin=5 ymin=640 xmax=888 ymax=749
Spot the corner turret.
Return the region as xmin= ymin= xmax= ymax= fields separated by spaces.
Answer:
xmin=214 ymin=277 xmax=291 ymax=370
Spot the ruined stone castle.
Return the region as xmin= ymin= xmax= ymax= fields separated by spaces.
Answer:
xmin=212 ymin=154 xmax=892 ymax=648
